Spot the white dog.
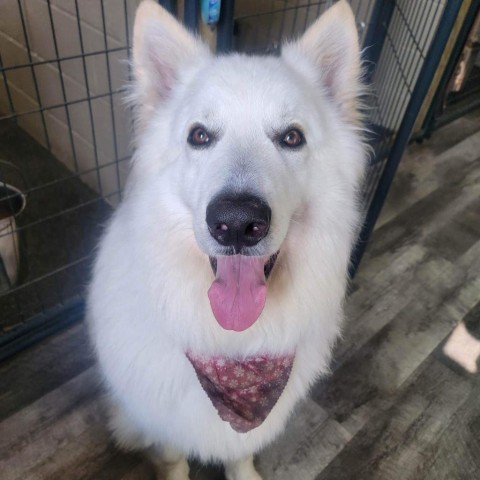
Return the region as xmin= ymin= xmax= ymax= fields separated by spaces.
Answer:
xmin=87 ymin=1 xmax=365 ymax=478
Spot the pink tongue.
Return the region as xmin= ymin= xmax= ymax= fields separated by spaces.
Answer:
xmin=208 ymin=255 xmax=267 ymax=332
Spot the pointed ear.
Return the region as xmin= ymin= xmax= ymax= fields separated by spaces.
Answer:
xmin=282 ymin=0 xmax=361 ymax=119
xmin=132 ymin=0 xmax=210 ymax=128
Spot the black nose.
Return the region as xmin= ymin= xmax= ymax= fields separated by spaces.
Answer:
xmin=206 ymin=193 xmax=271 ymax=252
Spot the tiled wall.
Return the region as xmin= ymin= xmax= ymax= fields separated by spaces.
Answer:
xmin=0 ymin=0 xmax=142 ymax=205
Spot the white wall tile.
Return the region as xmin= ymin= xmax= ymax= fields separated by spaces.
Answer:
xmin=51 ymin=0 xmax=141 ymax=47
xmin=50 ymin=3 xmax=83 ymax=58
xmin=91 ymin=97 xmax=115 ymax=161
xmin=0 ymin=79 xmax=9 ymax=115
xmin=45 ymin=110 xmax=77 ymax=172
xmin=60 ymin=58 xmax=88 ymax=102
xmin=0 ymin=0 xmax=25 ymax=45
xmin=22 ymin=0 xmax=56 ymax=61
xmin=34 ymin=63 xmax=65 ymax=108
xmin=0 ymin=33 xmax=30 ymax=75
xmin=67 ymin=101 xmax=93 ymax=148
xmin=11 ymin=89 xmax=48 ymax=147
xmin=2 ymin=64 xmax=36 ymax=110
xmin=112 ymin=94 xmax=132 ymax=159
xmin=84 ymin=54 xmax=108 ymax=97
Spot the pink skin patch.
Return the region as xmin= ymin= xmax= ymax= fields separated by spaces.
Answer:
xmin=187 ymin=353 xmax=295 ymax=433
xmin=208 ymin=255 xmax=267 ymax=331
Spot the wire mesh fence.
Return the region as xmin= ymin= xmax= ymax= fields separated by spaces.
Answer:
xmin=233 ymin=0 xmax=375 ymax=52
xmin=0 ymin=0 xmax=463 ymax=358
xmin=0 ymin=0 xmax=137 ymax=350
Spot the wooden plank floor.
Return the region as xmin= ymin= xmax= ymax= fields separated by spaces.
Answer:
xmin=1 ymin=109 xmax=480 ymax=480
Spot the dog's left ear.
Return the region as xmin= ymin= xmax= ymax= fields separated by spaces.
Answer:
xmin=132 ymin=1 xmax=210 ymax=131
xmin=282 ymin=0 xmax=361 ymax=119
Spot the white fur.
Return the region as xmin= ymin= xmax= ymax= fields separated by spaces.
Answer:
xmin=87 ymin=1 xmax=365 ymax=478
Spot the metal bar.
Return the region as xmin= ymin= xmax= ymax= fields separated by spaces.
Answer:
xmin=0 ymin=156 xmax=129 ymax=201
xmin=3 ymin=191 xmax=117 ymax=236
xmin=124 ymin=0 xmax=131 ymax=50
xmin=277 ymin=0 xmax=289 ymax=42
xmin=100 ymin=0 xmax=122 ymax=200
xmin=392 ymin=2 xmax=426 ymax=60
xmin=302 ymin=0 xmax=312 ymax=33
xmin=158 ymin=0 xmax=176 ymax=15
xmin=362 ymin=0 xmax=395 ymax=82
xmin=350 ymin=0 xmax=464 ymax=277
xmin=0 ymin=89 xmax=126 ymax=121
xmin=265 ymin=0 xmax=277 ymax=48
xmin=217 ymin=0 xmax=236 ymax=53
xmin=360 ymin=3 xmax=409 ymax=202
xmin=1 ymin=47 xmax=128 ymax=73
xmin=362 ymin=1 xmax=431 ymax=204
xmin=235 ymin=1 xmax=325 ymax=21
xmin=366 ymin=0 xmax=444 ymax=200
xmin=16 ymin=0 xmax=51 ymax=150
xmin=290 ymin=0 xmax=302 ymax=38
xmin=368 ymin=3 xmax=408 ymax=103
xmin=43 ymin=0 xmax=82 ymax=286
xmin=397 ymin=0 xmax=436 ymax=93
xmin=184 ymin=0 xmax=200 ymax=32
xmin=0 ymin=54 xmax=16 ymax=115
xmin=74 ymin=0 xmax=104 ymax=194
xmin=46 ymin=0 xmax=80 ymax=172
xmin=15 ymin=0 xmax=60 ymax=317
xmin=0 ymin=256 xmax=91 ymax=298
xmin=0 ymin=298 xmax=85 ymax=362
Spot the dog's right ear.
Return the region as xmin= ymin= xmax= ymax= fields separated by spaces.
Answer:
xmin=132 ymin=1 xmax=210 ymax=129
xmin=282 ymin=0 xmax=360 ymax=121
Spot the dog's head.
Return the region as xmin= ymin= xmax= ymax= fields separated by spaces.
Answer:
xmin=130 ymin=1 xmax=364 ymax=333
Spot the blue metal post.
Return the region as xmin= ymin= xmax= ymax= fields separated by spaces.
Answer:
xmin=362 ymin=0 xmax=395 ymax=82
xmin=184 ymin=0 xmax=200 ymax=32
xmin=217 ymin=0 xmax=235 ymax=53
xmin=158 ymin=0 xmax=176 ymax=14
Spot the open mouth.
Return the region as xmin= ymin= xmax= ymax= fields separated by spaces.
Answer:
xmin=209 ymin=251 xmax=279 ymax=279
xmin=207 ymin=251 xmax=279 ymax=332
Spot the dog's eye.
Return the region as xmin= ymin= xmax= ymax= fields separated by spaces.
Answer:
xmin=188 ymin=126 xmax=211 ymax=147
xmin=281 ymin=129 xmax=305 ymax=148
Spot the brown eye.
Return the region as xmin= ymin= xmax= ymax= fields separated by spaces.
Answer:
xmin=282 ymin=129 xmax=304 ymax=148
xmin=188 ymin=126 xmax=211 ymax=147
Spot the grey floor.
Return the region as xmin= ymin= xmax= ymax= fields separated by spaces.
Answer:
xmin=1 ymin=109 xmax=480 ymax=480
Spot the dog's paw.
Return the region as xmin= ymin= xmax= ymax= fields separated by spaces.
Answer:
xmin=154 ymin=459 xmax=189 ymax=480
xmin=225 ymin=456 xmax=263 ymax=480
xmin=148 ymin=445 xmax=189 ymax=480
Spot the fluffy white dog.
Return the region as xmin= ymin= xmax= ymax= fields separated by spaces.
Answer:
xmin=87 ymin=1 xmax=365 ymax=478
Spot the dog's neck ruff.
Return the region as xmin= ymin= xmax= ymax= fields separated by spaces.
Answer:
xmin=186 ymin=352 xmax=294 ymax=433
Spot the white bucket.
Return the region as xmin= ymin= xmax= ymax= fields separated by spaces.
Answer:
xmin=0 ymin=183 xmax=26 ymax=291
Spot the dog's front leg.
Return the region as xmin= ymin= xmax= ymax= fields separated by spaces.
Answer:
xmin=225 ymin=455 xmax=263 ymax=480
xmin=147 ymin=444 xmax=189 ymax=480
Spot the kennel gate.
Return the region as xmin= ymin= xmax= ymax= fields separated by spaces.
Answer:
xmin=0 ymin=0 xmax=468 ymax=360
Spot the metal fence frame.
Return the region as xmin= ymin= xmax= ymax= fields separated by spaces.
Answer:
xmin=350 ymin=0 xmax=464 ymax=274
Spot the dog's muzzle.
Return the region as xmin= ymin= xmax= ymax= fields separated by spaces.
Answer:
xmin=205 ymin=193 xmax=278 ymax=332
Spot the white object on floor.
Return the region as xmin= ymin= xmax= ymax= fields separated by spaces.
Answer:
xmin=443 ymin=322 xmax=480 ymax=373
